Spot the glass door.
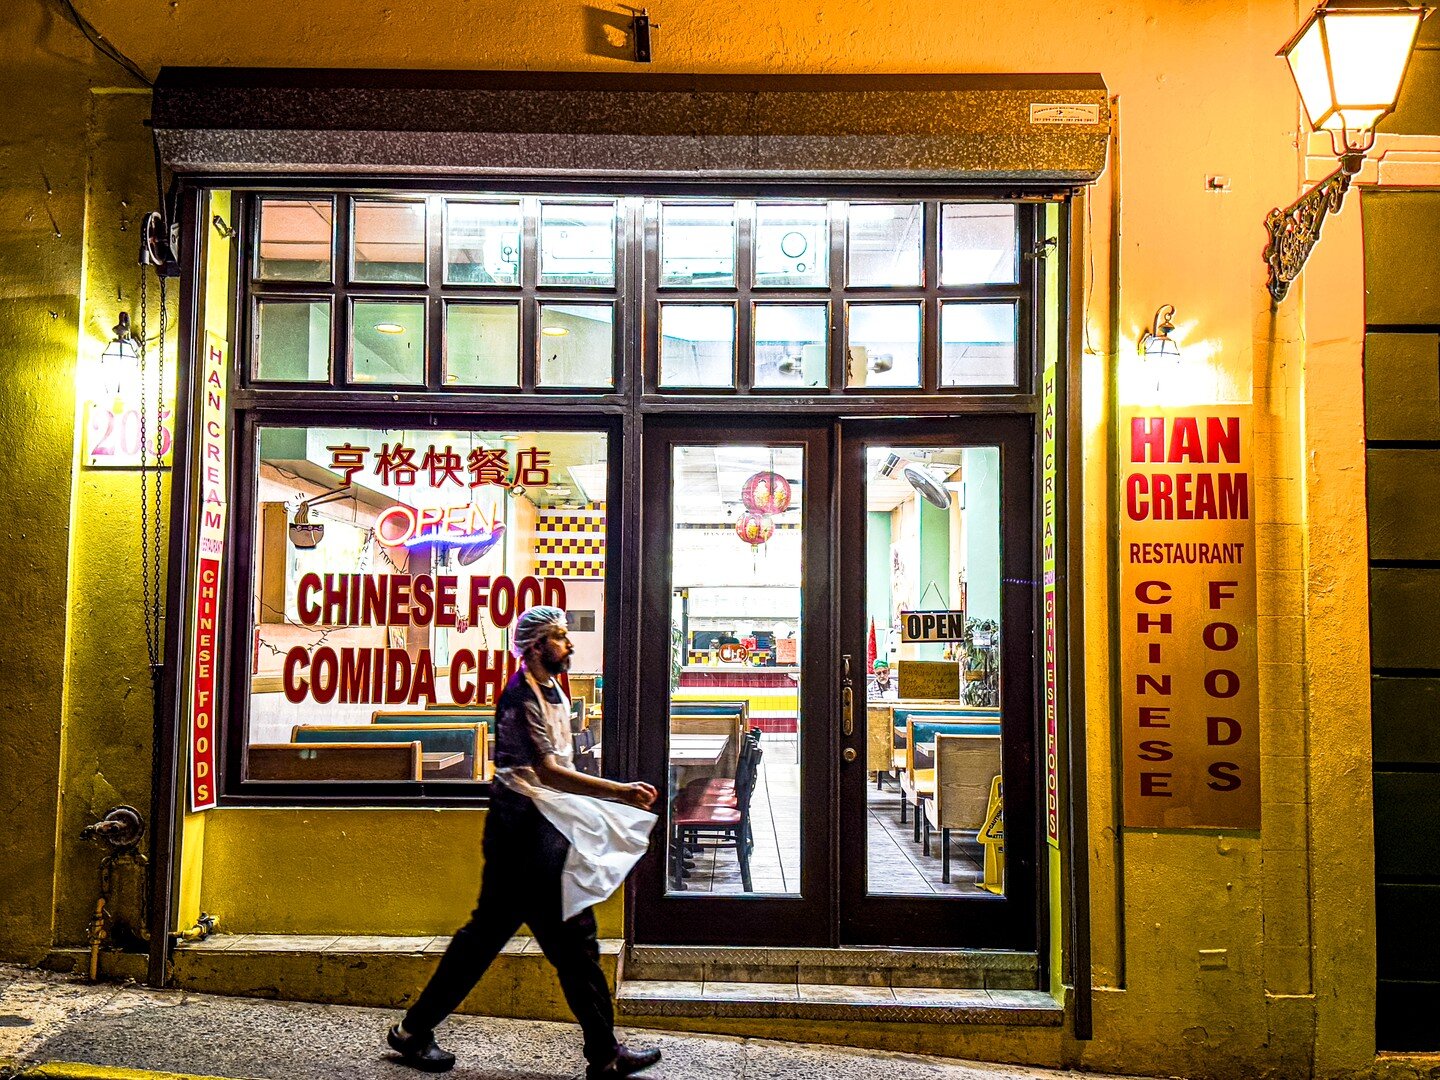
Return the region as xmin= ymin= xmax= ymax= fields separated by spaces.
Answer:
xmin=838 ymin=416 xmax=1037 ymax=949
xmin=633 ymin=420 xmax=834 ymax=945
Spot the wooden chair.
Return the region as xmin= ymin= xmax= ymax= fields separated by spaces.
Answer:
xmin=296 ymin=722 xmax=488 ymax=780
xmin=922 ymin=733 xmax=1002 ymax=881
xmin=867 ymin=704 xmax=896 ymax=789
xmin=248 ymin=742 xmax=422 ymax=781
xmin=669 ymin=741 xmax=763 ymax=892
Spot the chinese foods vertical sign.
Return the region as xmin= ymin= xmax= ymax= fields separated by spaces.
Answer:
xmin=188 ymin=334 xmax=227 ymax=811
xmin=1120 ymin=407 xmax=1259 ymax=830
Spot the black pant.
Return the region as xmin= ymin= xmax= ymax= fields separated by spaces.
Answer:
xmin=403 ymin=791 xmax=618 ymax=1067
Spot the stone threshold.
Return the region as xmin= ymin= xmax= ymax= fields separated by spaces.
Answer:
xmin=617 ymin=979 xmax=1061 ymax=1025
xmin=168 ymin=934 xmax=622 ymax=1024
xmin=625 ymin=944 xmax=1039 ymax=991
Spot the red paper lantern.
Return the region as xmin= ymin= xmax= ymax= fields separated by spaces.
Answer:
xmin=741 ymin=470 xmax=792 ymax=516
xmin=734 ymin=511 xmax=774 ymax=546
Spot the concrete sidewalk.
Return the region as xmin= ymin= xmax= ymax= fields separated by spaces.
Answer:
xmin=0 ymin=965 xmax=1152 ymax=1080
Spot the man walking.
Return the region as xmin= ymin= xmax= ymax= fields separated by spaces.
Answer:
xmin=387 ymin=606 xmax=661 ymax=1077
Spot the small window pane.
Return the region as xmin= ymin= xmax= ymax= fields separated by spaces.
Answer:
xmin=257 ymin=198 xmax=332 ymax=282
xmin=541 ymin=202 xmax=616 ymax=286
xmin=754 ymin=304 xmax=828 ymax=389
xmin=445 ymin=201 xmax=521 ymax=285
xmin=941 ymin=302 xmax=1018 ymax=387
xmin=846 ymin=303 xmax=921 ymax=388
xmin=353 ymin=301 xmax=425 ymax=385
xmin=941 ymin=204 xmax=1019 ymax=285
xmin=847 ymin=203 xmax=922 ymax=287
xmin=446 ymin=303 xmax=519 ymax=387
xmin=538 ymin=303 xmax=615 ymax=387
xmin=255 ymin=300 xmax=331 ymax=382
xmin=755 ymin=204 xmax=828 ymax=288
xmin=661 ymin=203 xmax=736 ymax=287
xmin=352 ymin=200 xmax=427 ymax=284
xmin=659 ymin=304 xmax=736 ymax=388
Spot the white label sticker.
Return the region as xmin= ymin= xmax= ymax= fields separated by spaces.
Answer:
xmin=1029 ymin=103 xmax=1102 ymax=126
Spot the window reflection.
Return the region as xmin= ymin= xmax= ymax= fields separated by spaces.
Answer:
xmin=255 ymin=300 xmax=331 ymax=382
xmin=847 ymin=203 xmax=923 ymax=287
xmin=941 ymin=204 xmax=1019 ymax=286
xmin=541 ymin=202 xmax=616 ymax=286
xmin=352 ymin=200 xmax=427 ymax=284
xmin=445 ymin=201 xmax=521 ymax=286
xmin=753 ymin=304 xmax=828 ymax=388
xmin=257 ymin=198 xmax=333 ymax=282
xmin=445 ymin=303 xmax=520 ymax=387
xmin=353 ymin=301 xmax=425 ymax=385
xmin=940 ymin=302 xmax=1018 ymax=387
xmin=659 ymin=304 xmax=737 ymax=387
xmin=846 ymin=303 xmax=922 ymax=388
xmin=755 ymin=203 xmax=828 ymax=288
xmin=537 ymin=302 xmax=615 ymax=387
xmin=661 ymin=203 xmax=736 ymax=288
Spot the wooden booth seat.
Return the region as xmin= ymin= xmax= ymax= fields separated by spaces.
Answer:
xmin=922 ymin=732 xmax=1003 ymax=881
xmin=295 ymin=722 xmax=488 ymax=780
xmin=669 ymin=701 xmax=748 ymax=774
xmin=898 ymin=718 xmax=1001 ymax=833
xmin=248 ymin=741 xmax=422 ymax=781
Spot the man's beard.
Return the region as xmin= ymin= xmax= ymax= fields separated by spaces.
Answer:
xmin=538 ymin=651 xmax=572 ymax=677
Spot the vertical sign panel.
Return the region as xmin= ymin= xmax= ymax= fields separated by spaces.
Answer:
xmin=188 ymin=333 xmax=228 ymax=811
xmin=1120 ymin=406 xmax=1259 ymax=830
xmin=1041 ymin=336 xmax=1060 ymax=847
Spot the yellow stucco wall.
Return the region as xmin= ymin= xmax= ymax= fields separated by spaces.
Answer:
xmin=6 ymin=0 xmax=1425 ymax=1075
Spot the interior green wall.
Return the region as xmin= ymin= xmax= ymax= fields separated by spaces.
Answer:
xmin=916 ymin=499 xmax=951 ymax=660
xmin=962 ymin=447 xmax=1001 ymax=623
xmin=866 ymin=511 xmax=891 ymax=668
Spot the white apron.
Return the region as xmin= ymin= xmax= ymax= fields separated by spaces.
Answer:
xmin=518 ymin=670 xmax=658 ymax=921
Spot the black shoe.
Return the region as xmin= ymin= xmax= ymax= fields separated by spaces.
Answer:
xmin=587 ymin=1044 xmax=662 ymax=1078
xmin=387 ymin=1024 xmax=456 ymax=1073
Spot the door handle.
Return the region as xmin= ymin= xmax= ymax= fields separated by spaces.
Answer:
xmin=841 ymin=653 xmax=854 ymax=737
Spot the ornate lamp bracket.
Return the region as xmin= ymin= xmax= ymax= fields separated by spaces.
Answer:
xmin=1263 ymin=150 xmax=1365 ymax=305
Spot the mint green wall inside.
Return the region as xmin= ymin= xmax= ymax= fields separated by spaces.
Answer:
xmin=917 ymin=498 xmax=951 ymax=659
xmin=866 ymin=511 xmax=892 ymax=668
xmin=962 ymin=447 xmax=1001 ymax=622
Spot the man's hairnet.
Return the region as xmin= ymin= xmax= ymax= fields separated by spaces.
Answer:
xmin=512 ymin=605 xmax=567 ymax=657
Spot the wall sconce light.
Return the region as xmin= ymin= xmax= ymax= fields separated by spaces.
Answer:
xmin=1139 ymin=305 xmax=1180 ymax=359
xmin=1264 ymin=0 xmax=1431 ymax=304
xmin=96 ymin=311 xmax=138 ymax=399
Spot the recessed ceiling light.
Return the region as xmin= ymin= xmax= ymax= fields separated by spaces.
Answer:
xmin=374 ymin=322 xmax=406 ymax=335
xmin=500 ymin=434 xmax=521 ymax=441
xmin=541 ymin=325 xmax=569 ymax=337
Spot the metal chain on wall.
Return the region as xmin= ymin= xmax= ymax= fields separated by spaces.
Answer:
xmin=137 ymin=266 xmax=165 ymax=673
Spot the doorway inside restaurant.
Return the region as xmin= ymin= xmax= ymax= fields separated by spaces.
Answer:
xmin=632 ymin=416 xmax=1036 ymax=950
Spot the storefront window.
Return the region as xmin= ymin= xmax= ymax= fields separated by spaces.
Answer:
xmin=658 ymin=303 xmax=737 ymax=388
xmin=753 ymin=303 xmax=828 ymax=389
xmin=846 ymin=203 xmax=923 ymax=287
xmin=660 ymin=203 xmax=736 ymax=288
xmin=540 ymin=201 xmax=616 ymax=287
xmin=537 ymin=303 xmax=616 ymax=387
xmin=846 ymin=302 xmax=922 ymax=388
xmin=444 ymin=200 xmax=522 ymax=286
xmin=754 ymin=203 xmax=828 ymax=288
xmin=444 ymin=302 xmax=520 ymax=387
xmin=254 ymin=299 xmax=331 ymax=382
xmin=245 ymin=424 xmax=608 ymax=784
xmin=666 ymin=444 xmax=803 ymax=895
xmin=351 ymin=300 xmax=426 ymax=385
xmin=352 ymin=199 xmax=427 ymax=284
xmin=257 ymin=197 xmax=333 ymax=282
xmin=940 ymin=204 xmax=1019 ymax=285
xmin=939 ymin=301 xmax=1018 ymax=387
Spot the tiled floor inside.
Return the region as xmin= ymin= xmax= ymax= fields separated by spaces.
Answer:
xmin=669 ymin=735 xmax=984 ymax=895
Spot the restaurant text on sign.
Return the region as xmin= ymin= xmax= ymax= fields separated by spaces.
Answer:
xmin=327 ymin=441 xmax=552 ymax=489
xmin=1119 ymin=406 xmax=1259 ymax=831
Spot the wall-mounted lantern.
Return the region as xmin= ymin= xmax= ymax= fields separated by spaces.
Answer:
xmin=1139 ymin=304 xmax=1181 ymax=360
xmin=1264 ymin=1 xmax=1431 ymax=304
xmin=96 ymin=312 xmax=139 ymax=400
